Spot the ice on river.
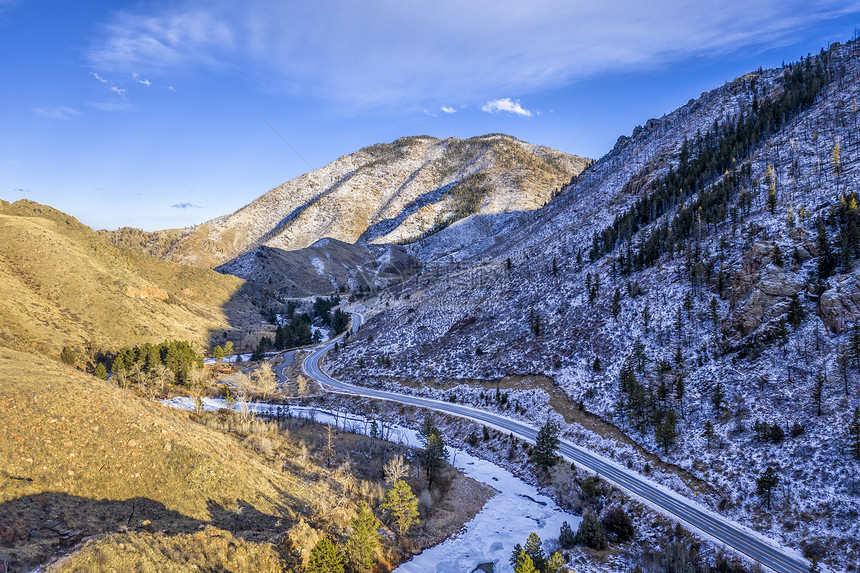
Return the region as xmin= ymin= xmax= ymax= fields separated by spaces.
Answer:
xmin=164 ymin=398 xmax=581 ymax=573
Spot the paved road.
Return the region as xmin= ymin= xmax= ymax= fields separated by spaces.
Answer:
xmin=299 ymin=312 xmax=809 ymax=573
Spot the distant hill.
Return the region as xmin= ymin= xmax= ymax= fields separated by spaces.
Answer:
xmin=104 ymin=134 xmax=589 ymax=268
xmin=216 ymin=238 xmax=420 ymax=298
xmin=0 ymin=199 xmax=262 ymax=360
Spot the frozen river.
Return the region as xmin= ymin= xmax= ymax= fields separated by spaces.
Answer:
xmin=165 ymin=397 xmax=581 ymax=573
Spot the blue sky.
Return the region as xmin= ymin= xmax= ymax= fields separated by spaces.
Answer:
xmin=2 ymin=1 xmax=860 ymax=231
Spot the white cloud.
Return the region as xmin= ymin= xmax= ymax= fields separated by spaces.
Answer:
xmin=441 ymin=106 xmax=457 ymax=114
xmin=88 ymin=1 xmax=860 ymax=108
xmin=110 ymin=85 xmax=127 ymax=98
xmin=33 ymin=106 xmax=81 ymax=121
xmin=481 ymin=98 xmax=532 ymax=117
xmin=88 ymin=101 xmax=137 ymax=112
xmin=133 ymin=72 xmax=151 ymax=86
xmin=91 ymin=72 xmax=109 ymax=84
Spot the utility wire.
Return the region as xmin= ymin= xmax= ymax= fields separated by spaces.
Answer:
xmin=255 ymin=111 xmax=314 ymax=171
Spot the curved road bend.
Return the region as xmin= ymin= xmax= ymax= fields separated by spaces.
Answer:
xmin=298 ymin=311 xmax=809 ymax=573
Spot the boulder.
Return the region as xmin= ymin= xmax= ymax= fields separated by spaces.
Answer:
xmin=819 ymin=272 xmax=860 ymax=334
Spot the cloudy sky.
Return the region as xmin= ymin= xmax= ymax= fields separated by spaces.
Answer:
xmin=2 ymin=1 xmax=859 ymax=230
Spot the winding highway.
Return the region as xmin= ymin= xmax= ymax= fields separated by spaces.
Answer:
xmin=299 ymin=311 xmax=810 ymax=573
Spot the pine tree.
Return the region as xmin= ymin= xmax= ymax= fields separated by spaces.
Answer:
xmin=305 ymin=538 xmax=344 ymax=573
xmin=531 ymin=422 xmax=560 ymax=472
xmin=655 ymin=409 xmax=678 ymax=454
xmin=816 ymin=218 xmax=836 ymax=280
xmin=345 ymin=502 xmax=380 ymax=572
xmin=513 ymin=549 xmax=537 ymax=573
xmin=812 ymin=373 xmax=826 ymax=417
xmin=575 ymin=513 xmax=607 ymax=549
xmin=558 ymin=520 xmax=576 ymax=549
xmin=523 ymin=532 xmax=545 ymax=572
xmin=611 ymin=288 xmax=621 ymax=319
xmin=848 ymin=406 xmax=860 ymax=461
xmin=213 ymin=345 xmax=224 ymax=362
xmin=787 ymin=293 xmax=805 ymax=328
xmin=756 ymin=466 xmax=779 ymax=510
xmin=702 ymin=421 xmax=715 ymax=448
xmin=421 ymin=431 xmax=448 ymax=487
xmin=509 ymin=544 xmax=523 ymax=568
xmin=94 ymin=362 xmax=108 ymax=380
xmin=545 ymin=551 xmax=566 ymax=573
xmin=380 ymin=479 xmax=419 ymax=537
xmin=711 ymin=382 xmax=725 ymax=418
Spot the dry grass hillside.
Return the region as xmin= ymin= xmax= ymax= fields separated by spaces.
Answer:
xmin=0 ymin=348 xmax=492 ymax=572
xmin=0 ymin=348 xmax=306 ymax=572
xmin=108 ymin=134 xmax=589 ymax=268
xmin=0 ymin=199 xmax=262 ymax=360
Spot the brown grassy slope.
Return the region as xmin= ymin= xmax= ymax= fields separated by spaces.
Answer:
xmin=0 ymin=348 xmax=330 ymax=572
xmin=47 ymin=528 xmax=283 ymax=573
xmin=0 ymin=199 xmax=261 ymax=358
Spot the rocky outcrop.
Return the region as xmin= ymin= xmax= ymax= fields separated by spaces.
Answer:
xmin=819 ymin=271 xmax=860 ymax=334
xmin=728 ymin=243 xmax=805 ymax=336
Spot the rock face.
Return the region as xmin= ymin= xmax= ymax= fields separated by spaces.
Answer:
xmin=819 ymin=271 xmax=860 ymax=334
xmin=728 ymin=243 xmax=805 ymax=337
xmin=116 ymin=134 xmax=588 ymax=269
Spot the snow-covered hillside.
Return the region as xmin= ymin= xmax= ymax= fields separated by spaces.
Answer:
xmin=331 ymin=41 xmax=860 ymax=571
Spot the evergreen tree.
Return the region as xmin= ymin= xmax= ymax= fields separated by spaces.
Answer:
xmin=558 ymin=520 xmax=576 ymax=549
xmin=848 ymin=406 xmax=860 ymax=461
xmin=345 ymin=502 xmax=380 ymax=572
xmin=94 ymin=362 xmax=108 ymax=380
xmin=816 ymin=218 xmax=836 ymax=280
xmin=611 ymin=288 xmax=622 ymax=319
xmin=575 ymin=513 xmax=607 ymax=550
xmin=421 ymin=431 xmax=448 ymax=487
xmin=812 ymin=373 xmax=826 ymax=417
xmin=523 ymin=532 xmax=545 ymax=572
xmin=711 ymin=382 xmax=725 ymax=418
xmin=305 ymin=538 xmax=344 ymax=573
xmin=509 ymin=544 xmax=523 ymax=568
xmin=702 ymin=421 xmax=715 ymax=448
xmin=223 ymin=340 xmax=234 ymax=360
xmin=513 ymin=549 xmax=537 ymax=573
xmin=212 ymin=345 xmax=225 ymax=362
xmin=531 ymin=422 xmax=560 ymax=472
xmin=380 ymin=479 xmax=419 ymax=538
xmin=756 ymin=466 xmax=779 ymax=510
xmin=655 ymin=409 xmax=678 ymax=454
xmin=787 ymin=293 xmax=805 ymax=328
xmin=545 ymin=551 xmax=566 ymax=573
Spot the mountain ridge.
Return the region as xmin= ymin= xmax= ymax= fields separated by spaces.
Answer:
xmin=104 ymin=134 xmax=589 ymax=269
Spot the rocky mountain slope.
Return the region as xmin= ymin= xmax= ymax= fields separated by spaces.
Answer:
xmin=330 ymin=41 xmax=860 ymax=570
xmin=106 ymin=134 xmax=589 ymax=269
xmin=0 ymin=199 xmax=263 ymax=360
xmin=216 ymin=238 xmax=419 ymax=298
